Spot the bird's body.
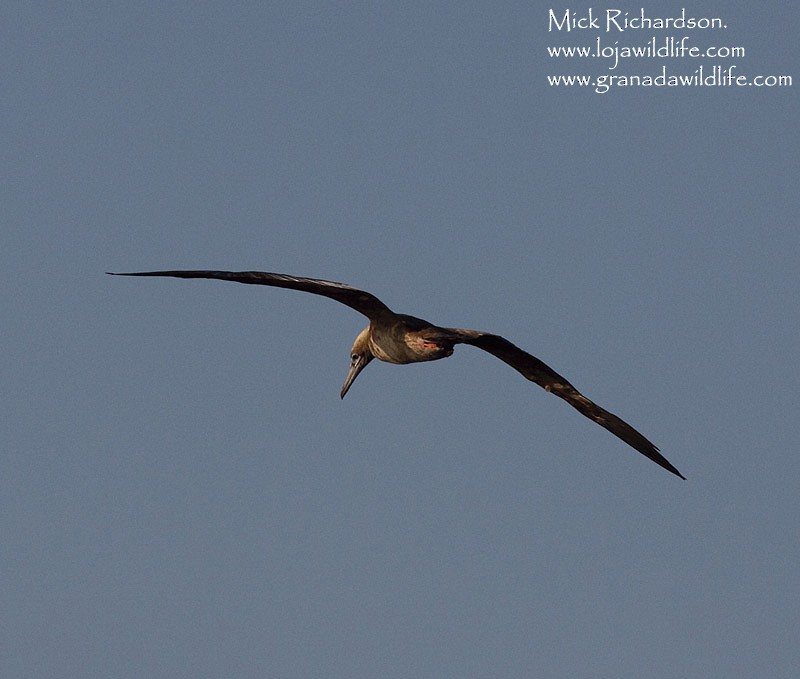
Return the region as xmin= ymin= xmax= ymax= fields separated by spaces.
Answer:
xmin=366 ymin=315 xmax=454 ymax=364
xmin=108 ymin=269 xmax=685 ymax=479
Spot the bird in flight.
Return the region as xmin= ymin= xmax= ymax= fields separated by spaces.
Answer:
xmin=108 ymin=270 xmax=685 ymax=479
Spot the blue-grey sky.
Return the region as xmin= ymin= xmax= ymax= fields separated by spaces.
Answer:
xmin=3 ymin=2 xmax=798 ymax=677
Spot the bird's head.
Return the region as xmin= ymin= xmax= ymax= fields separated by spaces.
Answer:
xmin=340 ymin=326 xmax=374 ymax=399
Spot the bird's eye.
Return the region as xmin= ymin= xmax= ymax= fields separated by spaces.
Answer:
xmin=351 ymin=353 xmax=359 ymax=363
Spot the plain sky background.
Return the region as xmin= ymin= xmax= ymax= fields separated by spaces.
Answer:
xmin=3 ymin=2 xmax=798 ymax=677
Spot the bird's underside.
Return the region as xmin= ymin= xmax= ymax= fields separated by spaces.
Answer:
xmin=108 ymin=269 xmax=685 ymax=479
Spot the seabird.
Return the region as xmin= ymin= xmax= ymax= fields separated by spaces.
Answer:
xmin=108 ymin=270 xmax=685 ymax=479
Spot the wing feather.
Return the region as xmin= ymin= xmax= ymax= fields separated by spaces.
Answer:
xmin=435 ymin=328 xmax=685 ymax=479
xmin=107 ymin=270 xmax=392 ymax=320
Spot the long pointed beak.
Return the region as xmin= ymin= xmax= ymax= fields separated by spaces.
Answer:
xmin=340 ymin=356 xmax=368 ymax=399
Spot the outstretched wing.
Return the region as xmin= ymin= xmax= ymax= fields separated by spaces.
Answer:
xmin=107 ymin=270 xmax=393 ymax=320
xmin=432 ymin=328 xmax=685 ymax=479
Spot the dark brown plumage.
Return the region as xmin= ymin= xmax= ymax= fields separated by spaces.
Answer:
xmin=108 ymin=269 xmax=685 ymax=479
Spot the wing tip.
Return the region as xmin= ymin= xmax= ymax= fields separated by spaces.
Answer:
xmin=650 ymin=450 xmax=686 ymax=480
xmin=658 ymin=458 xmax=686 ymax=480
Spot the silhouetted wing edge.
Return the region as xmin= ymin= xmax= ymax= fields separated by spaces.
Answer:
xmin=107 ymin=270 xmax=392 ymax=319
xmin=435 ymin=328 xmax=685 ymax=479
